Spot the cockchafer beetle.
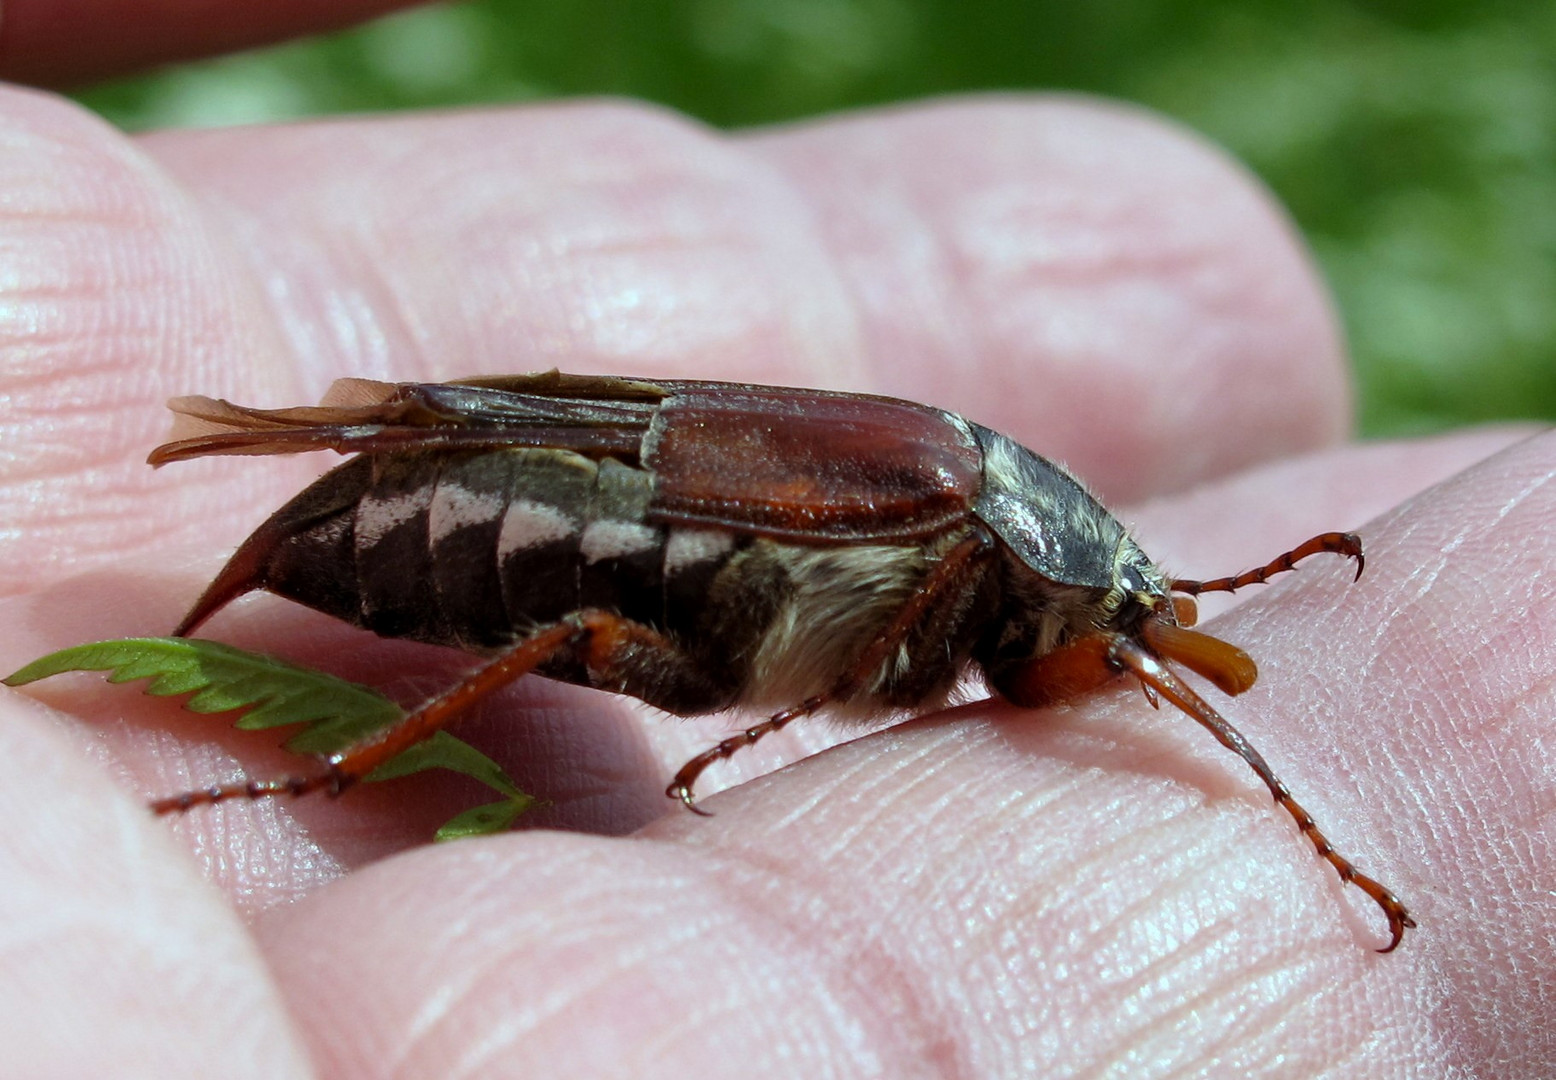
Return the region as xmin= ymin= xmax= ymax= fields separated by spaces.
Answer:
xmin=147 ymin=371 xmax=1414 ymax=950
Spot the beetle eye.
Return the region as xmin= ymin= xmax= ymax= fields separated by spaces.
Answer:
xmin=1118 ymin=565 xmax=1149 ymax=595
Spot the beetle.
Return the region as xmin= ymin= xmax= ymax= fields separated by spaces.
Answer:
xmin=147 ymin=371 xmax=1413 ymax=950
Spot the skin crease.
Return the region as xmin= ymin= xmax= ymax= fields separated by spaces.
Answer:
xmin=1 ymin=10 xmax=1554 ymax=1080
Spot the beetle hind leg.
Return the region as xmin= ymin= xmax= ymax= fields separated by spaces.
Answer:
xmin=150 ymin=611 xmax=734 ymax=816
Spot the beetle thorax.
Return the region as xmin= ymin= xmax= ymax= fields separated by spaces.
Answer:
xmin=976 ymin=519 xmax=1174 ymax=684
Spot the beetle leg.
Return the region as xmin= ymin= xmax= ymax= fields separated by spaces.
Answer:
xmin=993 ymin=634 xmax=1119 ymax=709
xmin=1171 ymin=531 xmax=1364 ymax=596
xmin=1106 ymin=635 xmax=1415 ymax=952
xmin=667 ymin=529 xmax=997 ymax=812
xmin=667 ymin=699 xmax=822 ymax=816
xmin=150 ymin=611 xmax=698 ymax=815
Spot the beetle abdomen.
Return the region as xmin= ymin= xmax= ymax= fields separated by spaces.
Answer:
xmin=258 ymin=449 xmax=744 ymax=655
xmin=252 ymin=448 xmax=970 ymax=714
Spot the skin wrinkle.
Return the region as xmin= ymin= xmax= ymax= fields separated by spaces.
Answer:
xmin=1098 ymin=945 xmax=1313 ymax=1080
xmin=755 ymin=742 xmax=883 ymax=834
xmin=1109 ymin=942 xmax=1257 ymax=1078
xmin=623 ymin=988 xmax=766 ymax=1074
xmin=702 ymin=846 xmax=977 ymax=1080
xmin=340 ymin=915 xmax=518 ymax=1076
xmin=796 ymin=733 xmax=983 ymax=861
xmin=1386 ymin=444 xmax=1554 ymax=621
xmin=378 ymin=882 xmax=503 ymax=1058
xmin=0 ymin=712 xmax=313 ymax=1076
xmin=1347 ymin=460 xmax=1555 ymax=871
xmin=997 ymin=792 xmax=1208 ymax=946
xmin=886 ymin=730 xmax=1118 ymax=874
xmin=1232 ymin=950 xmax=1371 ymax=1063
xmin=1161 ymin=958 xmax=1335 ymax=1079
xmin=146 ymin=107 xmax=859 ymax=384
xmin=1018 ymin=923 xmax=1250 ymax=1080
xmin=219 ymin=215 xmax=407 ymax=384
xmin=946 ymin=681 xmax=1412 ymax=1070
xmin=390 ymin=863 xmax=728 ymax=1075
xmin=1071 ymin=810 xmax=1255 ymax=951
xmin=806 ymin=154 xmax=968 ymax=394
xmin=1062 ymin=865 xmax=1274 ymax=1012
xmin=457 ymin=915 xmax=802 ymax=1080
xmin=746 ymin=737 xmax=1319 ymax=1076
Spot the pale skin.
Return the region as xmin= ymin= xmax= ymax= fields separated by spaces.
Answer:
xmin=2 ymin=5 xmax=1554 ymax=1078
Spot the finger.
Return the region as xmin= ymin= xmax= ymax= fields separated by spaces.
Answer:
xmin=749 ymin=99 xmax=1350 ymax=499
xmin=1283 ymin=429 xmax=1554 ymax=1068
xmin=666 ymin=426 xmax=1533 ymax=809
xmin=142 ymin=97 xmax=1348 ymax=502
xmin=254 ymin=434 xmax=1552 ymax=1077
xmin=0 ymin=0 xmax=420 ymax=87
xmin=4 ymin=93 xmax=1346 ymax=598
xmin=0 ymin=690 xmax=311 ymax=1074
xmin=0 ymin=88 xmax=305 ymax=595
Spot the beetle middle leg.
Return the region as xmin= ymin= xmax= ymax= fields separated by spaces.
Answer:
xmin=149 ymin=611 xmax=731 ymax=815
xmin=667 ymin=529 xmax=996 ymax=812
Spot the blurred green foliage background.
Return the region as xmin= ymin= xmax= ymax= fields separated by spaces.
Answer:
xmin=76 ymin=0 xmax=1556 ymax=435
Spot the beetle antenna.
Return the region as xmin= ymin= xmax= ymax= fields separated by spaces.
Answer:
xmin=1107 ymin=634 xmax=1413 ymax=952
xmin=1171 ymin=532 xmax=1363 ymax=597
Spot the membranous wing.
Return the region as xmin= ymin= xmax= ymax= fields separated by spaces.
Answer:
xmin=151 ymin=372 xmax=985 ymax=543
xmin=148 ymin=372 xmax=666 ymax=465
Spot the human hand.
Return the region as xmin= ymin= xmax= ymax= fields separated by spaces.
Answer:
xmin=2 ymin=7 xmax=1552 ymax=1077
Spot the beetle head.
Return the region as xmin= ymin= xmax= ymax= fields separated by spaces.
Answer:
xmin=971 ymin=426 xmax=1257 ymax=705
xmin=1103 ymin=537 xmax=1257 ymax=698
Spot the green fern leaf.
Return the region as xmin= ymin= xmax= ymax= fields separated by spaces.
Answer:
xmin=434 ymin=797 xmax=537 ymax=841
xmin=5 ymin=637 xmax=535 ymax=836
xmin=6 ymin=637 xmax=403 ymax=753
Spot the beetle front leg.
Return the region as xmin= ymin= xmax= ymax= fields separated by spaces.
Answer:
xmin=992 ymin=630 xmax=1413 ymax=950
xmin=1171 ymin=531 xmax=1364 ymax=596
xmin=1108 ymin=636 xmax=1414 ymax=952
xmin=992 ymin=634 xmax=1120 ymax=710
